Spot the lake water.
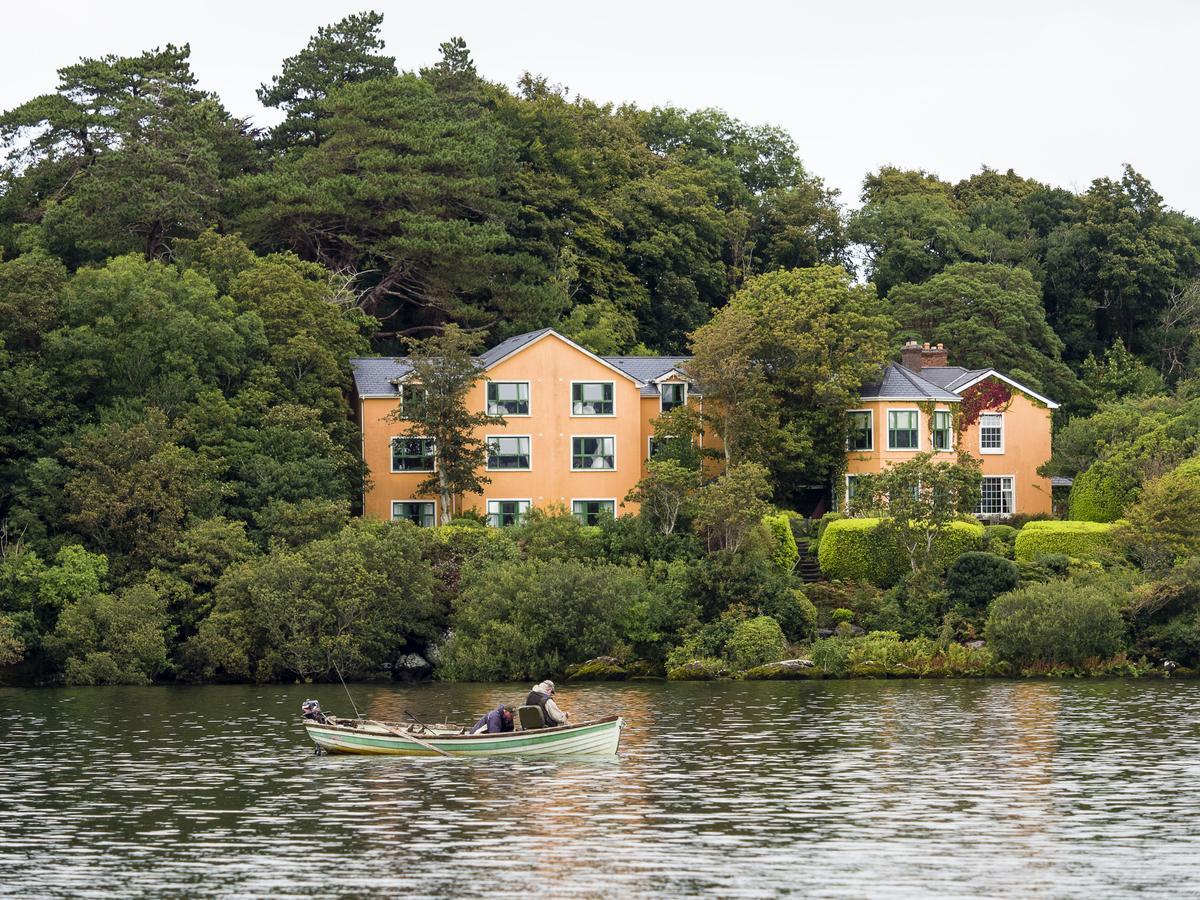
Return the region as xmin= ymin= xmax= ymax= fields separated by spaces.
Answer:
xmin=2 ymin=679 xmax=1199 ymax=898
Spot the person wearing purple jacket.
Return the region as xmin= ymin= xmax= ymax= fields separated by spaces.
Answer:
xmin=469 ymin=705 xmax=515 ymax=735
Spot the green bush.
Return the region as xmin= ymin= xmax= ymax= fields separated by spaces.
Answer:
xmin=1014 ymin=521 xmax=1114 ymax=562
xmin=831 ymin=608 xmax=855 ymax=625
xmin=810 ymin=512 xmax=844 ymax=555
xmin=817 ymin=518 xmax=983 ymax=587
xmin=869 ymin=576 xmax=946 ymax=638
xmin=804 ymin=580 xmax=885 ymax=626
xmin=760 ymin=588 xmax=817 ymax=642
xmin=438 ymin=558 xmax=649 ymax=681
xmin=1127 ymin=558 xmax=1200 ymax=666
xmin=806 ymin=632 xmax=992 ymax=677
xmin=762 ymin=513 xmax=799 ymax=572
xmin=982 ymin=524 xmax=1018 ymax=558
xmin=1068 ymin=463 xmax=1136 ymax=522
xmin=984 ymin=580 xmax=1126 ymax=668
xmin=946 ymin=552 xmax=1020 ymax=609
xmin=45 ymin=580 xmax=170 ymax=685
xmin=725 ymin=616 xmax=787 ymax=669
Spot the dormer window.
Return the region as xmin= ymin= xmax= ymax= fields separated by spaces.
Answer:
xmin=660 ymin=382 xmax=687 ymax=412
xmin=399 ymin=384 xmax=427 ymax=417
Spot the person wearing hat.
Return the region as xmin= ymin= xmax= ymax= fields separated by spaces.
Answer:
xmin=470 ymin=704 xmax=515 ymax=735
xmin=525 ymin=680 xmax=569 ymax=728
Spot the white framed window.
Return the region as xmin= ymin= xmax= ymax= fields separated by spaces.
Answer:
xmin=887 ymin=409 xmax=920 ymax=451
xmin=847 ymin=410 xmax=873 ymax=451
xmin=487 ymin=499 xmax=530 ymax=527
xmin=486 ymin=435 xmax=531 ymax=470
xmin=391 ymin=501 xmax=436 ymax=527
xmin=932 ymin=410 xmax=953 ymax=452
xmin=976 ymin=476 xmax=1014 ymax=516
xmin=660 ymin=382 xmax=687 ymax=412
xmin=487 ymin=381 xmax=530 ymax=416
xmin=571 ymin=381 xmax=615 ymax=416
xmin=572 ymin=499 xmax=616 ymax=526
xmin=979 ymin=413 xmax=1004 ymax=453
xmin=391 ymin=436 xmax=435 ymax=472
xmin=845 ymin=474 xmax=861 ymax=510
xmin=649 ymin=435 xmax=663 ymax=459
xmin=571 ymin=436 xmax=616 ymax=470
xmin=399 ymin=384 xmax=427 ymax=417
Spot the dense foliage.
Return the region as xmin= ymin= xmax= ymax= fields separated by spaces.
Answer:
xmin=2 ymin=13 xmax=1199 ymax=685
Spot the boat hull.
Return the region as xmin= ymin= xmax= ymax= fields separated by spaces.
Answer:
xmin=304 ymin=715 xmax=624 ymax=757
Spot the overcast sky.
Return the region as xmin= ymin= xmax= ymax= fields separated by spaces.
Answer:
xmin=3 ymin=0 xmax=1196 ymax=214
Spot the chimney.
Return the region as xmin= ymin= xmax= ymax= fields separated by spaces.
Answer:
xmin=922 ymin=342 xmax=948 ymax=369
xmin=901 ymin=339 xmax=923 ymax=372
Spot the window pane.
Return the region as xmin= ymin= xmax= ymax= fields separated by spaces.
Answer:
xmin=932 ymin=411 xmax=952 ymax=450
xmin=392 ymin=501 xmax=435 ymax=526
xmin=888 ymin=411 xmax=918 ymax=449
xmin=660 ymin=383 xmax=686 ymax=411
xmin=848 ymin=411 xmax=872 ymax=450
xmin=400 ymin=385 xmax=427 ymax=416
xmin=976 ymin=477 xmax=1013 ymax=515
xmin=572 ymin=436 xmax=615 ymax=469
xmin=572 ymin=383 xmax=614 ymax=415
xmin=572 ymin=499 xmax=615 ymax=526
xmin=487 ymin=500 xmax=529 ymax=527
xmin=980 ymin=414 xmax=1003 ymax=450
xmin=392 ymin=437 xmax=435 ymax=471
xmin=487 ymin=382 xmax=529 ymax=415
xmin=487 ymin=436 xmax=530 ymax=469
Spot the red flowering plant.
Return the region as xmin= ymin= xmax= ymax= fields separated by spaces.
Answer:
xmin=958 ymin=379 xmax=1013 ymax=429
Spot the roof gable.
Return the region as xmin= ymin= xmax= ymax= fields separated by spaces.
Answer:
xmin=482 ymin=329 xmax=647 ymax=385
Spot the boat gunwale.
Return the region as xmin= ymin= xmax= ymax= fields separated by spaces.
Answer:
xmin=303 ymin=714 xmax=622 ymax=742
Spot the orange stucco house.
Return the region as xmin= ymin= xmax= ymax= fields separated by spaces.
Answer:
xmin=843 ymin=340 xmax=1058 ymax=518
xmin=350 ymin=329 xmax=702 ymax=526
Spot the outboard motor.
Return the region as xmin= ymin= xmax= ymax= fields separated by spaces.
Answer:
xmin=301 ymin=699 xmax=327 ymax=724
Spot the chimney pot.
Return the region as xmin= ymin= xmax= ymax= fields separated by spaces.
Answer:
xmin=920 ymin=342 xmax=949 ymax=369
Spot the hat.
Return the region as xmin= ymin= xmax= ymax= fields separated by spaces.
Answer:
xmin=536 ymin=680 xmax=555 ymax=694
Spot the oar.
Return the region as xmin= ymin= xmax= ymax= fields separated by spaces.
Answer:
xmin=367 ymin=719 xmax=451 ymax=758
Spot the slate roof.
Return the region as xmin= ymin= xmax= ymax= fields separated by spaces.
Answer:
xmin=349 ymin=356 xmax=414 ymax=396
xmin=915 ymin=366 xmax=989 ymax=392
xmin=349 ymin=330 xmax=696 ymax=399
xmin=859 ymin=364 xmax=962 ymax=402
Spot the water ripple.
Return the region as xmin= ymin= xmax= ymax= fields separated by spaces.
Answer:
xmin=2 ymin=680 xmax=1200 ymax=897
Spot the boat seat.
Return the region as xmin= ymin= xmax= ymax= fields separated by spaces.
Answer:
xmin=517 ymin=705 xmax=547 ymax=730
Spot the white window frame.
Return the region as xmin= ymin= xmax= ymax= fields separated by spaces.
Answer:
xmin=486 ymin=380 xmax=531 ymax=417
xmin=570 ymin=380 xmax=616 ymax=417
xmin=398 ymin=384 xmax=427 ymax=417
xmin=486 ymin=499 xmax=531 ymax=528
xmin=979 ymin=412 xmax=1005 ymax=454
xmin=571 ymin=435 xmax=617 ymax=471
xmin=886 ymin=408 xmax=921 ymax=452
xmin=931 ymin=409 xmax=954 ymax=453
xmin=846 ymin=409 xmax=874 ymax=452
xmin=571 ymin=498 xmax=617 ymax=525
xmin=976 ymin=475 xmax=1016 ymax=517
xmin=659 ymin=382 xmax=688 ymax=413
xmin=485 ymin=435 xmax=532 ymax=471
xmin=391 ymin=500 xmax=437 ymax=527
xmin=844 ymin=474 xmax=861 ymax=511
xmin=390 ymin=435 xmax=436 ymax=473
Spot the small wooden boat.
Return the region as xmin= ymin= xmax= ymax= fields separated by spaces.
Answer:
xmin=304 ymin=715 xmax=626 ymax=757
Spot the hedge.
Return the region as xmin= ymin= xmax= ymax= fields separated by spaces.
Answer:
xmin=817 ymin=518 xmax=983 ymax=587
xmin=1014 ymin=520 xmax=1114 ymax=562
xmin=1067 ymin=464 xmax=1136 ymax=522
xmin=762 ymin=513 xmax=799 ymax=572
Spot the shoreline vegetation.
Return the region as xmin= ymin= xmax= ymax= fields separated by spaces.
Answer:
xmin=2 ymin=15 xmax=1198 ymax=689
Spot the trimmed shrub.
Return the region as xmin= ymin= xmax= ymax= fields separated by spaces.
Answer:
xmin=725 ymin=616 xmax=787 ymax=670
xmin=818 ymin=518 xmax=983 ymax=587
xmin=945 ymin=552 xmax=1020 ymax=609
xmin=762 ymin=513 xmax=800 ymax=572
xmin=1013 ymin=521 xmax=1114 ymax=562
xmin=984 ymin=581 xmax=1125 ymax=667
xmin=1068 ymin=464 xmax=1135 ymax=522
xmin=982 ymin=524 xmax=1018 ymax=558
xmin=811 ymin=512 xmax=844 ymax=555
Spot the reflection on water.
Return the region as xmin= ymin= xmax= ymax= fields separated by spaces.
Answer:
xmin=3 ymin=680 xmax=1200 ymax=897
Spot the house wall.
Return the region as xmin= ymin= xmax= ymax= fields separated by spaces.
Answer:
xmin=361 ymin=333 xmax=671 ymax=523
xmin=843 ymin=393 xmax=1053 ymax=516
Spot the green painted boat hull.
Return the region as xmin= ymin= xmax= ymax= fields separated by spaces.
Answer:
xmin=304 ymin=715 xmax=625 ymax=757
